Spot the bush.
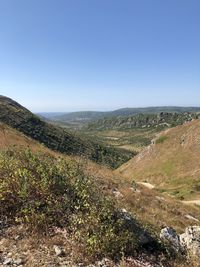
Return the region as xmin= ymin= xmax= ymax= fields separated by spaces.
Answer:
xmin=0 ymin=149 xmax=138 ymax=259
xmin=155 ymin=135 xmax=168 ymax=144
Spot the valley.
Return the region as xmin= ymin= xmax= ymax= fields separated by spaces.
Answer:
xmin=0 ymin=96 xmax=200 ymax=267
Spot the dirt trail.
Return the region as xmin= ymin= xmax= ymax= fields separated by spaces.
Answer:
xmin=137 ymin=183 xmax=200 ymax=208
xmin=137 ymin=182 xmax=155 ymax=189
xmin=182 ymin=200 xmax=200 ymax=206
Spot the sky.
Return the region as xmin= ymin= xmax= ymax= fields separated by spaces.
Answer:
xmin=0 ymin=0 xmax=200 ymax=112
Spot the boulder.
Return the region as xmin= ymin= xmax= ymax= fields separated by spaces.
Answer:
xmin=160 ymin=227 xmax=181 ymax=251
xmin=160 ymin=226 xmax=200 ymax=257
xmin=3 ymin=258 xmax=13 ymax=265
xmin=180 ymin=226 xmax=200 ymax=257
xmin=53 ymin=245 xmax=65 ymax=257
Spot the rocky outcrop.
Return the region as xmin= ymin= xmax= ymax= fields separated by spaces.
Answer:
xmin=180 ymin=226 xmax=200 ymax=257
xmin=160 ymin=226 xmax=200 ymax=257
xmin=160 ymin=227 xmax=181 ymax=252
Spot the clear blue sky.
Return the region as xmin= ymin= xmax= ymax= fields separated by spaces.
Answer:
xmin=0 ymin=0 xmax=200 ymax=112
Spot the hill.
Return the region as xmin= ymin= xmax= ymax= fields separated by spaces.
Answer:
xmin=43 ymin=106 xmax=200 ymax=128
xmin=0 ymin=96 xmax=133 ymax=168
xmin=117 ymin=119 xmax=200 ymax=201
xmin=1 ymin=109 xmax=200 ymax=266
xmin=86 ymin=112 xmax=200 ymax=131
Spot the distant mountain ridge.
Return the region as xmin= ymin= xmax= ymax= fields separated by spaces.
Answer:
xmin=86 ymin=112 xmax=200 ymax=131
xmin=0 ymin=95 xmax=133 ymax=168
xmin=40 ymin=106 xmax=200 ymax=123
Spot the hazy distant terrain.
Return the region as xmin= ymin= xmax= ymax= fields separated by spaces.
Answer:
xmin=43 ymin=108 xmax=200 ymax=153
xmin=39 ymin=106 xmax=200 ymax=129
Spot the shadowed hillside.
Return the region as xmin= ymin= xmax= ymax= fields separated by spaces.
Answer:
xmin=0 ymin=96 xmax=133 ymax=168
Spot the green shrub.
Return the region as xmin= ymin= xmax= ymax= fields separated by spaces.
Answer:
xmin=0 ymin=149 xmax=138 ymax=259
xmin=155 ymin=135 xmax=168 ymax=144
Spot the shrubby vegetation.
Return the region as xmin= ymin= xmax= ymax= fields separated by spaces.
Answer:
xmin=0 ymin=149 xmax=140 ymax=259
xmin=155 ymin=135 xmax=168 ymax=144
xmin=0 ymin=96 xmax=133 ymax=168
xmin=86 ymin=112 xmax=200 ymax=131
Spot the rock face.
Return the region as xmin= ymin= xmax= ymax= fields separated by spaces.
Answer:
xmin=180 ymin=226 xmax=200 ymax=257
xmin=53 ymin=245 xmax=65 ymax=257
xmin=160 ymin=226 xmax=200 ymax=257
xmin=160 ymin=227 xmax=181 ymax=251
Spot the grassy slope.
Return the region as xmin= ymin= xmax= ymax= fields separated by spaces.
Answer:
xmin=117 ymin=119 xmax=200 ymax=201
xmin=0 ymin=96 xmax=133 ymax=168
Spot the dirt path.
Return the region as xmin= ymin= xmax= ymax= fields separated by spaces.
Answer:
xmin=182 ymin=200 xmax=200 ymax=206
xmin=137 ymin=182 xmax=155 ymax=189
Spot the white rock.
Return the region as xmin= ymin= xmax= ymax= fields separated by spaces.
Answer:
xmin=180 ymin=226 xmax=200 ymax=256
xmin=13 ymin=258 xmax=23 ymax=265
xmin=3 ymin=258 xmax=13 ymax=265
xmin=160 ymin=227 xmax=181 ymax=251
xmin=113 ymin=189 xmax=123 ymax=198
xmin=53 ymin=245 xmax=64 ymax=256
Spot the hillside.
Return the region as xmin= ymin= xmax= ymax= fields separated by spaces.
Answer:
xmin=48 ymin=111 xmax=106 ymax=122
xmin=1 ymin=113 xmax=200 ymax=266
xmin=0 ymin=96 xmax=133 ymax=168
xmin=117 ymin=119 xmax=200 ymax=201
xmin=43 ymin=106 xmax=200 ymax=129
xmin=86 ymin=112 xmax=200 ymax=131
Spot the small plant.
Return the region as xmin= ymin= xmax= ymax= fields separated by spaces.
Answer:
xmin=131 ymin=179 xmax=137 ymax=191
xmin=155 ymin=135 xmax=168 ymax=144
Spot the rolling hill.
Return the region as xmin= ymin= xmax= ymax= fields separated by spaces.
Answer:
xmin=0 ymin=96 xmax=133 ymax=168
xmin=117 ymin=119 xmax=200 ymax=201
xmin=86 ymin=112 xmax=200 ymax=131
xmin=42 ymin=106 xmax=200 ymax=125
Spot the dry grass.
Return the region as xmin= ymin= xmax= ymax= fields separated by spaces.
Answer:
xmin=117 ymin=119 xmax=200 ymax=201
xmin=84 ymin=159 xmax=200 ymax=234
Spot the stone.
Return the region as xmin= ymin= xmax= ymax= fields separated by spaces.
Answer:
xmin=112 ymin=189 xmax=123 ymax=198
xmin=180 ymin=226 xmax=200 ymax=256
xmin=53 ymin=245 xmax=64 ymax=257
xmin=13 ymin=258 xmax=23 ymax=266
xmin=160 ymin=227 xmax=181 ymax=251
xmin=3 ymin=258 xmax=13 ymax=265
xmin=96 ymin=258 xmax=113 ymax=267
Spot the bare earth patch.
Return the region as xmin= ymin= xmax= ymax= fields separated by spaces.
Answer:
xmin=182 ymin=200 xmax=200 ymax=206
xmin=137 ymin=182 xmax=155 ymax=189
